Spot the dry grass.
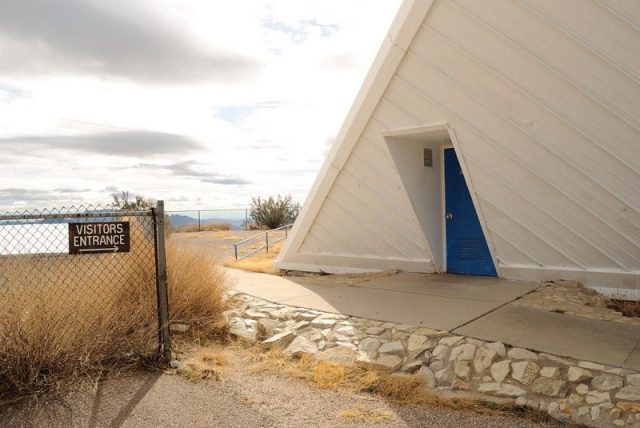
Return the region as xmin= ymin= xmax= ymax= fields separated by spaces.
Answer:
xmin=247 ymin=347 xmax=535 ymax=418
xmin=249 ymin=347 xmax=316 ymax=380
xmin=224 ymin=242 xmax=282 ymax=275
xmin=166 ymin=244 xmax=229 ymax=339
xmin=175 ymin=347 xmax=231 ymax=381
xmin=313 ymin=361 xmax=346 ymax=388
xmin=339 ymin=405 xmax=392 ymax=423
xmin=213 ymin=231 xmax=241 ymax=241
xmin=0 ymin=222 xmax=229 ymax=400
xmin=172 ymin=222 xmax=231 ymax=233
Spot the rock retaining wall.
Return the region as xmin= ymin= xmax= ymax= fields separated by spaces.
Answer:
xmin=227 ymin=292 xmax=640 ymax=427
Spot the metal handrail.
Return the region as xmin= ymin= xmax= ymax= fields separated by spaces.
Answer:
xmin=233 ymin=223 xmax=293 ymax=260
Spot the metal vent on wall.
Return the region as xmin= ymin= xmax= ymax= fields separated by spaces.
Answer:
xmin=423 ymin=148 xmax=433 ymax=167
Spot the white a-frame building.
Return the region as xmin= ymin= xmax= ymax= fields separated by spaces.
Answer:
xmin=276 ymin=0 xmax=640 ymax=297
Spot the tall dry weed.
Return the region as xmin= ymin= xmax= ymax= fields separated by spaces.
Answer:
xmin=0 ymin=257 xmax=157 ymax=398
xmin=0 ymin=235 xmax=228 ymax=399
xmin=166 ymin=243 xmax=229 ymax=338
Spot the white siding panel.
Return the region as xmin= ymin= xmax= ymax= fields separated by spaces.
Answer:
xmin=383 ymin=79 xmax=445 ymax=124
xmin=455 ymin=0 xmax=640 ymax=129
xmin=410 ymin=27 xmax=640 ymax=212
xmin=305 ymin=222 xmax=361 ymax=256
xmin=395 ymin=54 xmax=640 ymax=269
xmin=342 ymin=152 xmax=413 ymax=220
xmin=300 ymin=202 xmax=372 ymax=256
xmin=429 ymin=1 xmax=640 ymax=172
xmin=469 ymin=159 xmax=629 ymax=270
xmin=598 ymin=0 xmax=640 ymax=29
xmin=520 ymin=0 xmax=640 ymax=83
xmin=477 ymin=198 xmax=574 ymax=268
xmin=371 ymin=98 xmax=422 ymax=130
xmin=331 ymin=176 xmax=427 ymax=257
xmin=324 ymin=195 xmax=409 ymax=258
xmin=280 ymin=0 xmax=640 ymax=291
xmin=306 ymin=198 xmax=383 ymax=257
xmin=487 ymin=232 xmax=538 ymax=267
xmin=350 ymin=139 xmax=405 ymax=193
xmin=299 ymin=116 xmax=432 ymax=262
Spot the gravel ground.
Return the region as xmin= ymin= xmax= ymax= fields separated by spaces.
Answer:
xmin=0 ymin=349 xmax=562 ymax=428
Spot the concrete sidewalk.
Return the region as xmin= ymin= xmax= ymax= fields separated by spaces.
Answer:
xmin=229 ymin=270 xmax=539 ymax=331
xmin=227 ymin=269 xmax=640 ymax=371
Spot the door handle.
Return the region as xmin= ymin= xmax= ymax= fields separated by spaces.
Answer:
xmin=446 ymin=213 xmax=454 ymax=220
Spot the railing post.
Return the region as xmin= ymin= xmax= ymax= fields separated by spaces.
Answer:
xmin=245 ymin=209 xmax=248 ymax=230
xmin=234 ymin=244 xmax=238 ymax=260
xmin=153 ymin=200 xmax=172 ymax=362
xmin=265 ymin=232 xmax=269 ymax=253
xmin=198 ymin=210 xmax=201 ymax=232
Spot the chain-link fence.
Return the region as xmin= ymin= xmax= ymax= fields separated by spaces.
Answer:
xmin=0 ymin=202 xmax=171 ymax=366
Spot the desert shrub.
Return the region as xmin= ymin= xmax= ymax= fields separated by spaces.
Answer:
xmin=111 ymin=190 xmax=155 ymax=210
xmin=250 ymin=194 xmax=300 ymax=229
xmin=206 ymin=222 xmax=231 ymax=231
xmin=0 ymin=237 xmax=228 ymax=399
xmin=607 ymin=298 xmax=640 ymax=318
xmin=173 ymin=224 xmax=199 ymax=233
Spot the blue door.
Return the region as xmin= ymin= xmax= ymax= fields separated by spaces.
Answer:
xmin=444 ymin=148 xmax=496 ymax=276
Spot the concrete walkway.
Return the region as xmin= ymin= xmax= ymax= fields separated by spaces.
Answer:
xmin=227 ymin=269 xmax=640 ymax=371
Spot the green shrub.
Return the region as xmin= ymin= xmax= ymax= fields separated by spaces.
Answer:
xmin=250 ymin=194 xmax=300 ymax=229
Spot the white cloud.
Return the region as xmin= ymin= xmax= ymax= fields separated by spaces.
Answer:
xmin=0 ymin=0 xmax=257 ymax=83
xmin=0 ymin=0 xmax=401 ymax=210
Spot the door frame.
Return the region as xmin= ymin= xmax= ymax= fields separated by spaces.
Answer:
xmin=382 ymin=123 xmax=498 ymax=275
xmin=440 ymin=142 xmax=453 ymax=273
xmin=440 ymin=130 xmax=499 ymax=275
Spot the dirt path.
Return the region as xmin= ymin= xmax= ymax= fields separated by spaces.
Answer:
xmin=1 ymin=346 xmax=560 ymax=428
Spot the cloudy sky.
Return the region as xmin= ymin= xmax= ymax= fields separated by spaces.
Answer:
xmin=0 ymin=0 xmax=401 ymax=211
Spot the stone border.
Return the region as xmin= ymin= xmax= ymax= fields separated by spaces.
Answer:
xmin=227 ymin=292 xmax=640 ymax=427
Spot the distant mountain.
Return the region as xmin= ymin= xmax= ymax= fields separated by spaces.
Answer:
xmin=168 ymin=214 xmax=246 ymax=230
xmin=167 ymin=214 xmax=198 ymax=227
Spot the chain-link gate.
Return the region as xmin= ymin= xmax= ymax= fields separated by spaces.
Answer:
xmin=0 ymin=201 xmax=171 ymax=364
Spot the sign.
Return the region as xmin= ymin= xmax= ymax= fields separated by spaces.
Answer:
xmin=68 ymin=221 xmax=130 ymax=254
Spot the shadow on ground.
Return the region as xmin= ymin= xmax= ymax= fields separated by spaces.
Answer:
xmin=0 ymin=346 xmax=562 ymax=428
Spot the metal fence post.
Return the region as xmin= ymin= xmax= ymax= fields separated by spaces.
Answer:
xmin=153 ymin=200 xmax=172 ymax=362
xmin=265 ymin=232 xmax=269 ymax=253
xmin=198 ymin=210 xmax=201 ymax=232
xmin=245 ymin=209 xmax=249 ymax=230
